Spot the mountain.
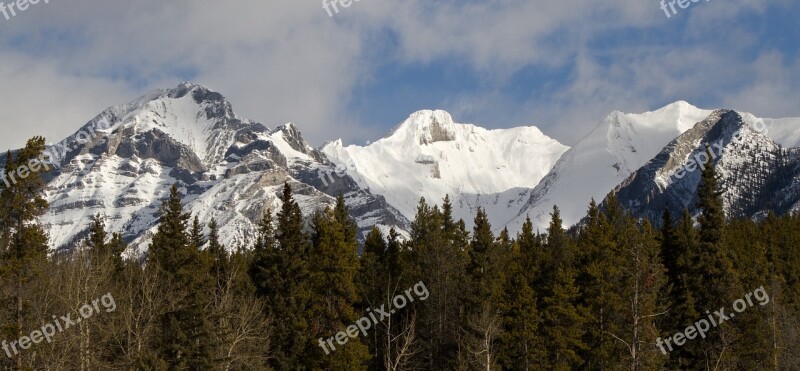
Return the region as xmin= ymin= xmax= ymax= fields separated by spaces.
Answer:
xmin=321 ymin=110 xmax=568 ymax=229
xmin=610 ymin=109 xmax=800 ymax=223
xmin=504 ymin=101 xmax=714 ymax=232
xmin=40 ymin=83 xmax=407 ymax=254
xmin=25 ymin=83 xmax=800 ymax=252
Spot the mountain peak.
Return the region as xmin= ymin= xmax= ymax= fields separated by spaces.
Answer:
xmin=386 ymin=109 xmax=457 ymax=145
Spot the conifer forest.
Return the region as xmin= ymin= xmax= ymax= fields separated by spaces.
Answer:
xmin=1 ymin=138 xmax=799 ymax=371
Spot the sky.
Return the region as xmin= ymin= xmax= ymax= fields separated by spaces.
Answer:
xmin=0 ymin=0 xmax=798 ymax=151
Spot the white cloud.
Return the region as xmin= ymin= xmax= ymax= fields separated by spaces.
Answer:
xmin=0 ymin=0 xmax=796 ymax=151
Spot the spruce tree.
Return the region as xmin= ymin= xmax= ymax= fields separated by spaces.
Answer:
xmin=463 ymin=207 xmax=503 ymax=369
xmin=87 ymin=213 xmax=109 ymax=260
xmin=249 ymin=183 xmax=312 ymax=368
xmin=190 ymin=215 xmax=205 ymax=249
xmin=467 ymin=208 xmax=496 ymax=301
xmin=576 ymin=199 xmax=624 ymax=369
xmin=207 ymin=218 xmax=227 ymax=279
xmin=334 ymin=194 xmax=358 ymax=246
xmin=539 ymin=205 xmax=586 ymax=370
xmin=358 ymin=226 xmax=387 ymax=370
xmin=308 ymin=207 xmax=369 ymax=369
xmin=0 ymin=138 xmax=50 ymax=370
xmin=149 ymin=184 xmax=216 ymax=369
xmin=498 ymin=223 xmax=542 ymax=370
xmin=692 ymin=147 xmax=742 ymax=368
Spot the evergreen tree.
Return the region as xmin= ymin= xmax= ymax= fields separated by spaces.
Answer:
xmin=308 ymin=206 xmax=370 ymax=369
xmin=539 ymin=206 xmax=586 ymax=370
xmin=358 ymin=226 xmax=387 ymax=370
xmin=0 ymin=138 xmax=50 ymax=370
xmin=691 ymin=147 xmax=742 ymax=368
xmin=498 ymin=221 xmax=542 ymax=370
xmin=87 ymin=213 xmax=109 ymax=259
xmin=334 ymin=194 xmax=358 ymax=246
xmin=249 ymin=183 xmax=312 ymax=368
xmin=576 ymin=199 xmax=624 ymax=369
xmin=463 ymin=207 xmax=503 ymax=369
xmin=467 ymin=208 xmax=497 ymax=301
xmin=190 ymin=215 xmax=205 ymax=250
xmin=149 ymin=184 xmax=216 ymax=369
xmin=207 ymin=218 xmax=227 ymax=279
xmin=107 ymin=232 xmax=126 ymax=276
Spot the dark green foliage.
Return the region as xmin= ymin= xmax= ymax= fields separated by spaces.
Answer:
xmin=207 ymin=218 xmax=227 ymax=279
xmin=248 ymin=183 xmax=312 ymax=369
xmin=539 ymin=206 xmax=586 ymax=370
xmin=149 ymin=184 xmax=216 ymax=369
xmin=3 ymin=133 xmax=800 ymax=369
xmin=0 ymin=138 xmax=50 ymax=370
xmin=690 ymin=149 xmax=743 ymax=368
xmin=307 ymin=205 xmax=370 ymax=369
xmin=498 ymin=220 xmax=543 ymax=370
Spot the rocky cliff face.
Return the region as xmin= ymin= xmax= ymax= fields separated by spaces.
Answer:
xmin=25 ymin=83 xmax=800 ymax=253
xmin=40 ymin=83 xmax=409 ymax=254
xmin=609 ymin=110 xmax=800 ymax=224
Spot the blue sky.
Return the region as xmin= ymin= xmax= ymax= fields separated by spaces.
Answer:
xmin=0 ymin=0 xmax=798 ymax=150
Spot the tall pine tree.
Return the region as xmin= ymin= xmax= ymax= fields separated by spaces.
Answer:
xmin=149 ymin=184 xmax=216 ymax=369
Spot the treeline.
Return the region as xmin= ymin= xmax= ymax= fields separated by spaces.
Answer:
xmin=1 ymin=138 xmax=799 ymax=370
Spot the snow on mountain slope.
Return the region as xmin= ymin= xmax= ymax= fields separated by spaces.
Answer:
xmin=36 ymin=83 xmax=800 ymax=249
xmin=612 ymin=109 xmax=800 ymax=223
xmin=507 ymin=101 xmax=714 ymax=232
xmin=42 ymin=83 xmax=408 ymax=252
xmin=321 ymin=110 xmax=568 ymax=223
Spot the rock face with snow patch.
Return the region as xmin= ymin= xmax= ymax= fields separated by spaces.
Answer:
xmin=41 ymin=83 xmax=407 ymax=253
xmin=28 ymin=84 xmax=800 ymax=251
xmin=505 ymin=101 xmax=714 ymax=232
xmin=610 ymin=109 xmax=800 ymax=223
xmin=321 ymin=109 xmax=569 ymax=230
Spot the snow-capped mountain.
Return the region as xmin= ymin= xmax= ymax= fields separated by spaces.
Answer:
xmin=504 ymin=101 xmax=714 ymax=232
xmin=40 ymin=83 xmax=407 ymax=253
xmin=611 ymin=109 xmax=800 ymax=223
xmin=23 ymin=83 xmax=800 ymax=252
xmin=321 ymin=110 xmax=568 ymax=229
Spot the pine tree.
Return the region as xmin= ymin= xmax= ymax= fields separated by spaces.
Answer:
xmin=539 ymin=205 xmax=586 ymax=370
xmin=334 ymin=194 xmax=358 ymax=246
xmin=107 ymin=232 xmax=126 ymax=276
xmin=149 ymin=184 xmax=216 ymax=369
xmin=692 ymin=147 xmax=742 ymax=368
xmin=249 ymin=183 xmax=312 ymax=368
xmin=463 ymin=207 xmax=503 ymax=369
xmin=576 ymin=199 xmax=624 ymax=369
xmin=189 ymin=215 xmax=205 ymax=249
xmin=467 ymin=208 xmax=496 ymax=301
xmin=308 ymin=206 xmax=370 ymax=369
xmin=358 ymin=226 xmax=387 ymax=370
xmin=498 ymin=222 xmax=542 ymax=370
xmin=207 ymin=218 xmax=227 ymax=279
xmin=86 ymin=213 xmax=109 ymax=260
xmin=0 ymin=138 xmax=50 ymax=370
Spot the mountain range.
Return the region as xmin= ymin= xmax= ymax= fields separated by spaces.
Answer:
xmin=19 ymin=83 xmax=800 ymax=253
